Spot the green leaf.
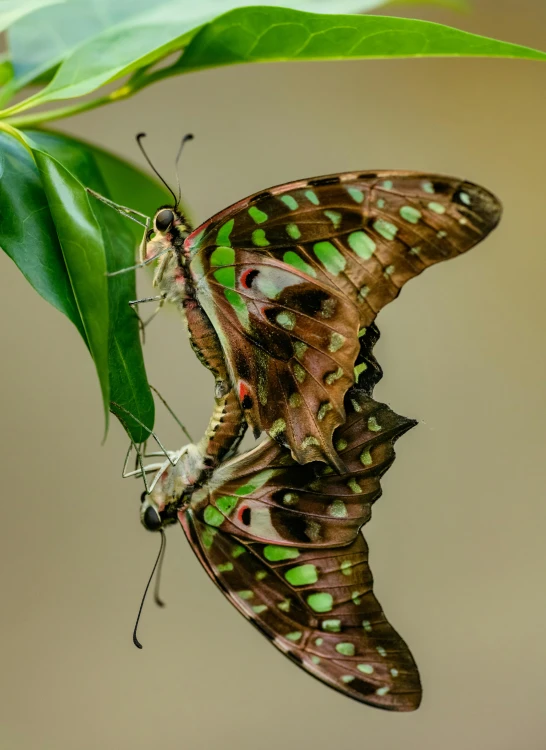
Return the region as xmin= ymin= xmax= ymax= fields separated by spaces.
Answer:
xmin=4 ymin=0 xmax=386 ymax=98
xmin=0 ymin=128 xmax=165 ymax=442
xmin=28 ymin=130 xmax=166 ymax=443
xmin=30 ymin=141 xmax=111 ymax=434
xmin=0 ymin=0 xmax=66 ymax=33
xmin=0 ymin=131 xmax=85 ymax=339
xmin=175 ymin=8 xmax=546 ymax=74
xmin=2 ymin=1 xmax=487 ymax=113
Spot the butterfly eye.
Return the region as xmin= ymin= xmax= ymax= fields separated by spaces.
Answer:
xmin=143 ymin=505 xmax=162 ymax=532
xmin=155 ymin=209 xmax=174 ymax=232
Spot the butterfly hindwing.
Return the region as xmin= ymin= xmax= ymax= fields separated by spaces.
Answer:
xmin=181 ymin=512 xmax=421 ymax=711
xmin=189 ymin=391 xmax=415 ymax=548
xmin=186 ymin=171 xmax=501 ymax=467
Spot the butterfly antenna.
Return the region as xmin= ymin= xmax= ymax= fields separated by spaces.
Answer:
xmin=133 ymin=530 xmax=166 ymax=649
xmin=175 ymin=133 xmax=194 ymax=208
xmin=153 ymin=532 xmax=167 ymax=608
xmin=136 ymin=132 xmax=178 ymax=207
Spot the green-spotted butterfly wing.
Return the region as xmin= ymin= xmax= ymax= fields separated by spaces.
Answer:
xmin=185 ymin=171 xmax=501 ymax=468
xmin=175 ymin=390 xmax=420 ymax=709
xmin=181 ymin=515 xmax=421 ymax=710
xmin=190 ymin=391 xmax=414 ymax=547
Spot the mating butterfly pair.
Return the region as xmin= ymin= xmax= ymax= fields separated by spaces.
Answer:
xmin=106 ymin=166 xmax=501 ymax=710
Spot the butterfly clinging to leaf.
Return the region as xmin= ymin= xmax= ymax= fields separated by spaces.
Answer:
xmin=93 ymin=137 xmax=502 ymax=483
xmin=135 ymin=385 xmax=421 ymax=711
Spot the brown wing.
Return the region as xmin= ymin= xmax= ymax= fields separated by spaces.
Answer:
xmin=187 ymin=171 xmax=501 ymax=467
xmin=181 ymin=513 xmax=421 ymax=711
xmin=189 ymin=390 xmax=415 ymax=547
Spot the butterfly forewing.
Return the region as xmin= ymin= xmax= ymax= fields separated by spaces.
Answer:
xmin=181 ymin=512 xmax=421 ymax=710
xmin=186 ymin=171 xmax=501 ymax=467
xmin=189 ymin=391 xmax=415 ymax=548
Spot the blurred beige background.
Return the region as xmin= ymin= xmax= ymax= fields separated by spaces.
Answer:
xmin=1 ymin=1 xmax=545 ymax=748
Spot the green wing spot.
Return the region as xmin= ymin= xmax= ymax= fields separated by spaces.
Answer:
xmin=348 ymin=231 xmax=376 ymax=259
xmin=336 ymin=438 xmax=348 ymax=451
xmin=341 ymin=675 xmax=355 ymax=684
xmin=340 ymin=560 xmax=353 ymax=576
xmin=234 ymin=470 xmax=276 ymax=496
xmin=283 ymin=250 xmax=316 ymax=277
xmin=201 ymin=526 xmax=217 ymax=549
xmin=285 ymin=564 xmax=318 ymax=586
xmin=283 ymin=492 xmax=299 ymax=505
xmin=459 ymin=191 xmax=471 ymax=206
xmin=285 ymin=631 xmax=302 ymax=641
xmin=203 ymin=505 xmax=225 ymax=527
xmin=328 ymin=499 xmax=348 ymax=518
xmin=376 ymin=198 xmax=385 ymax=209
xmin=313 ymin=242 xmax=346 ymax=276
xmin=347 ymin=479 xmax=361 ymax=494
xmin=216 ymin=219 xmax=234 ymax=247
xmin=357 ymin=664 xmax=374 ymax=674
xmin=382 ymin=180 xmax=393 ymax=189
xmin=377 ymin=646 xmax=387 ymax=656
xmin=307 ymin=592 xmax=334 ymax=613
xmin=252 ymin=228 xmax=270 ymax=247
xmin=286 ymin=223 xmax=302 ymax=241
xmin=238 ymin=590 xmax=254 ymax=600
xmin=352 ymin=592 xmax=362 ymax=605
xmin=317 ymin=402 xmax=332 ymax=421
xmin=347 ymin=187 xmax=364 ymax=203
xmin=422 ymin=181 xmax=435 ymax=194
xmin=217 ymin=562 xmax=234 ymax=573
xmin=359 ymin=286 xmax=370 ymax=299
xmin=216 ymin=496 xmax=237 ymax=515
xmin=399 ymin=205 xmax=422 ymax=224
xmin=328 ymin=332 xmax=344 ymax=353
xmin=280 ymin=195 xmax=298 ymax=211
xmin=294 ymin=363 xmax=307 ymax=383
xmin=210 ymin=245 xmax=235 ymax=266
xmin=315 ymin=637 xmax=323 ymax=646
xmin=255 ymin=570 xmax=268 ymax=581
xmin=362 ymin=620 xmax=372 ymax=631
xmin=269 ymin=418 xmax=286 ymax=438
xmin=336 ymin=643 xmax=356 ymax=656
xmin=224 ymin=289 xmax=250 ymax=327
xmin=304 ymin=189 xmax=320 ymax=205
xmin=252 ymin=604 xmax=268 ymax=614
xmin=324 ymin=210 xmax=342 ymax=229
xmin=248 ymin=206 xmax=268 ymax=224
xmin=428 ymin=201 xmax=446 ymax=214
xmin=311 ymin=656 xmax=321 ymax=665
xmin=373 ymin=219 xmax=398 ymax=241
xmin=214 ymin=267 xmax=235 ymax=287
xmin=325 ymin=367 xmax=343 ymax=385
xmin=276 ymin=311 xmax=296 ymax=330
xmin=278 ymin=599 xmax=291 ymax=612
xmin=368 ymin=416 xmax=381 ymax=432
xmin=354 ymin=362 xmax=368 ymax=379
xmin=322 ymin=619 xmax=341 ymax=633
xmin=232 ymin=545 xmax=246 ymax=558
xmin=264 ymin=545 xmax=300 ymax=562
xmin=293 ymin=341 xmax=308 ymax=359
xmin=376 ymin=686 xmax=390 ymax=696
xmin=289 ymin=393 xmax=302 ymax=409
xmin=359 ymin=449 xmax=373 ymax=466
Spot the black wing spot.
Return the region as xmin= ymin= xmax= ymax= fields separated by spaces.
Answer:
xmin=242 ymin=394 xmax=253 ymax=410
xmin=250 ymin=191 xmax=273 ymax=203
xmin=241 ymin=507 xmax=251 ymax=525
xmin=308 ymin=176 xmax=340 ymax=187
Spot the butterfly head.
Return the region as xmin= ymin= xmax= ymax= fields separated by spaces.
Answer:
xmin=139 ymin=444 xmax=205 ymax=532
xmin=145 ymin=206 xmax=191 ymax=263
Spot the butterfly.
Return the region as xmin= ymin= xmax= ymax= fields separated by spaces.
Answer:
xmin=139 ymin=385 xmax=421 ymax=710
xmin=103 ymin=165 xmax=501 ymax=477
